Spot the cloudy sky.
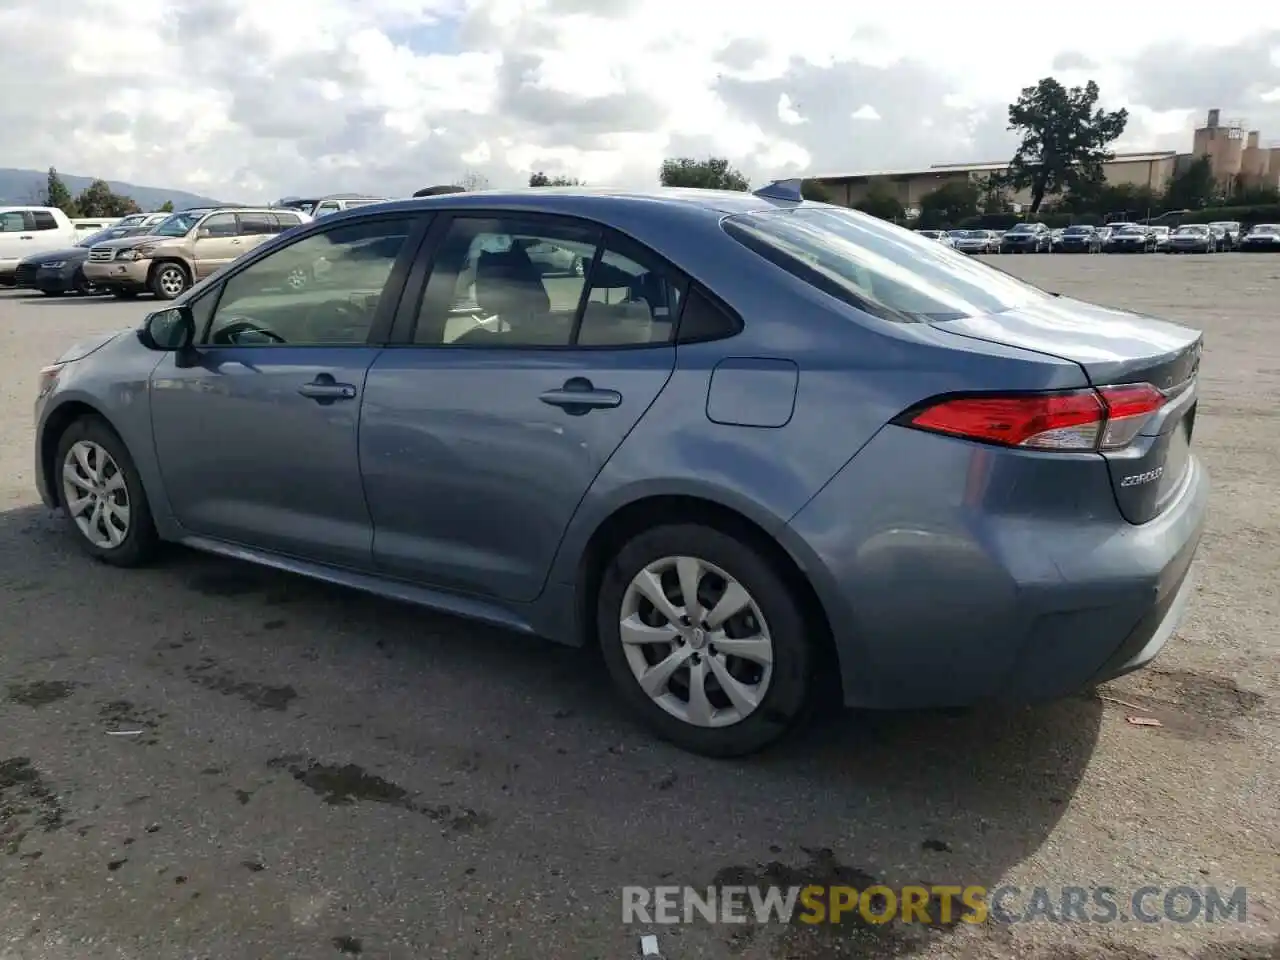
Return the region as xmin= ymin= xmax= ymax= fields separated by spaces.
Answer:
xmin=2 ymin=0 xmax=1280 ymax=202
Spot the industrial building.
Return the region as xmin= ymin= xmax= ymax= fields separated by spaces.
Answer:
xmin=811 ymin=108 xmax=1280 ymax=211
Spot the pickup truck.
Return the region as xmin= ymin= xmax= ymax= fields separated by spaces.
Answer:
xmin=0 ymin=206 xmax=79 ymax=285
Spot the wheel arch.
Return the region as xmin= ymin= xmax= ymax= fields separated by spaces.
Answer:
xmin=146 ymin=257 xmax=192 ymax=286
xmin=39 ymin=399 xmax=119 ymax=506
xmin=572 ymin=492 xmax=842 ymax=704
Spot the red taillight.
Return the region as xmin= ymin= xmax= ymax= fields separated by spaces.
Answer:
xmin=903 ymin=383 xmax=1166 ymax=452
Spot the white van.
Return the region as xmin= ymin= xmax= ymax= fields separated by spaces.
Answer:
xmin=72 ymin=217 xmax=122 ymax=235
xmin=0 ymin=206 xmax=79 ymax=285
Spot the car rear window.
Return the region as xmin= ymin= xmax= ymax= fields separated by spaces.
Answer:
xmin=722 ymin=206 xmax=1047 ymax=322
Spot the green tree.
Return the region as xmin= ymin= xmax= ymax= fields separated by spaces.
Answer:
xmin=158 ymin=200 xmax=174 ymax=213
xmin=1160 ymin=156 xmax=1219 ymax=211
xmin=917 ymin=180 xmax=980 ymax=228
xmin=855 ymin=184 xmax=904 ymax=221
xmin=457 ymin=170 xmax=491 ymax=192
xmin=529 ymin=171 xmax=582 ymax=186
xmin=45 ymin=167 xmax=77 ymax=215
xmin=1006 ymin=77 xmax=1128 ymax=213
xmin=800 ymin=179 xmax=831 ymax=202
xmin=973 ymin=173 xmax=1010 ymax=214
xmin=659 ymin=156 xmax=749 ymax=191
xmin=74 ymin=179 xmax=141 ymax=217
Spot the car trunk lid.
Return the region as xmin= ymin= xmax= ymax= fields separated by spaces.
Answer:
xmin=931 ymin=295 xmax=1203 ymax=525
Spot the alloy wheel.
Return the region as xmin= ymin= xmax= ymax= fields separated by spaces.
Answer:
xmin=61 ymin=440 xmax=131 ymax=549
xmin=618 ymin=555 xmax=774 ymax=728
xmin=157 ymin=265 xmax=187 ymax=298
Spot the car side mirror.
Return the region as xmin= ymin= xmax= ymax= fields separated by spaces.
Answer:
xmin=139 ymin=305 xmax=195 ymax=351
xmin=196 ymin=227 xmax=211 ymax=239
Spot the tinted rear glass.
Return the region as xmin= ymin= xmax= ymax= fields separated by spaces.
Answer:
xmin=723 ymin=206 xmax=1047 ymax=323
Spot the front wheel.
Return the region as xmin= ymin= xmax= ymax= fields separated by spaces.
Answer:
xmin=150 ymin=262 xmax=190 ymax=300
xmin=73 ymin=269 xmax=96 ymax=295
xmin=597 ymin=524 xmax=814 ymax=757
xmin=55 ymin=417 xmax=158 ymax=567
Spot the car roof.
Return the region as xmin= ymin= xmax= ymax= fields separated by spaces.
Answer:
xmin=339 ymin=187 xmax=796 ymax=219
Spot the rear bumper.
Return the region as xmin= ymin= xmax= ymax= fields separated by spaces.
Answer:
xmin=786 ymin=425 xmax=1210 ymax=709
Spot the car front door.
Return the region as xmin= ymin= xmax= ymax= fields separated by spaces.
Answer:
xmin=149 ymin=214 xmax=428 ymax=568
xmin=359 ymin=213 xmax=684 ymax=602
xmin=190 ymin=212 xmax=242 ymax=278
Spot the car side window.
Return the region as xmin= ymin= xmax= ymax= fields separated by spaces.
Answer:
xmin=202 ymin=218 xmax=413 ymax=347
xmin=316 ymin=202 xmax=341 ymax=217
xmin=274 ymin=213 xmax=303 ymax=232
xmin=199 ymin=213 xmax=238 ymax=239
xmin=0 ymin=212 xmax=25 ymax=232
xmin=577 ymin=242 xmax=685 ymax=346
xmin=236 ymin=212 xmax=276 ymax=236
xmin=412 ymin=216 xmax=600 ymax=347
xmin=31 ymin=211 xmax=59 ymax=231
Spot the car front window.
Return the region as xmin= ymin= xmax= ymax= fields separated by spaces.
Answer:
xmin=723 ymin=206 xmax=1047 ymax=323
xmin=152 ymin=212 xmax=203 ymax=237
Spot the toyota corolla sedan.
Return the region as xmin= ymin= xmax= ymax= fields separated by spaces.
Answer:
xmin=1169 ymin=224 xmax=1216 ymax=253
xmin=33 ymin=185 xmax=1209 ymax=757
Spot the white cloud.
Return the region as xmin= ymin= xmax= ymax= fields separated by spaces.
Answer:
xmin=2 ymin=0 xmax=1280 ymax=202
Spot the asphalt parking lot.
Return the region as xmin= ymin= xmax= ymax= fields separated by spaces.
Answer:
xmin=1 ymin=254 xmax=1277 ymax=960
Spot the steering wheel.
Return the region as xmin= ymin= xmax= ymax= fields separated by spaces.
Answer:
xmin=213 ymin=319 xmax=287 ymax=345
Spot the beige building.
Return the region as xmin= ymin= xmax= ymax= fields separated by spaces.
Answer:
xmin=1193 ymin=109 xmax=1280 ymax=190
xmin=813 ymin=107 xmax=1280 ymax=212
xmin=813 ymin=152 xmax=1178 ymax=212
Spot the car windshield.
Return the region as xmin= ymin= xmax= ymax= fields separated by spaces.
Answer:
xmin=1176 ymin=226 xmax=1207 ymax=235
xmin=1249 ymin=224 xmax=1279 ymax=235
xmin=1116 ymin=225 xmax=1143 ymax=234
xmin=723 ymin=205 xmax=1047 ymax=323
xmin=78 ymin=226 xmax=136 ymax=247
xmin=1064 ymin=226 xmax=1092 ymax=235
xmin=1008 ymin=224 xmax=1035 ymax=234
xmin=151 ymin=212 xmax=205 ymax=237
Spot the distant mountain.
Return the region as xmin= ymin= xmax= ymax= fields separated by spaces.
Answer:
xmin=0 ymin=168 xmax=224 ymax=211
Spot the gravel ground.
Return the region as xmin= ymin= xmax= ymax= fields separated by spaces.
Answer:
xmin=0 ymin=254 xmax=1276 ymax=960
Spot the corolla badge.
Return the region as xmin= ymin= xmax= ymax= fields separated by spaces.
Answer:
xmin=1120 ymin=466 xmax=1165 ymax=488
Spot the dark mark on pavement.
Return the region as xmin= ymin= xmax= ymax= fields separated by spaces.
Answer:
xmin=241 ymin=859 xmax=265 ymax=872
xmin=269 ymin=758 xmax=493 ymax=835
xmin=332 ymin=935 xmax=363 ymax=955
xmin=107 ymin=858 xmax=127 ymax=872
xmin=262 ymin=619 xmax=287 ymax=630
xmin=184 ymin=661 xmax=298 ymax=711
xmin=7 ymin=680 xmax=78 ymax=707
xmin=234 ymin=789 xmax=252 ymax=805
xmin=0 ymin=757 xmax=66 ymax=856
xmin=188 ymin=571 xmax=261 ymax=597
xmin=921 ymin=839 xmax=951 ymax=853
xmin=1107 ymin=668 xmax=1267 ymax=741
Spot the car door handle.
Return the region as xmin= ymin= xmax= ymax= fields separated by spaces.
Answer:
xmin=19 ymin=235 xmax=33 ymax=240
xmin=298 ymin=380 xmax=357 ymax=402
xmin=539 ymin=378 xmax=622 ymax=412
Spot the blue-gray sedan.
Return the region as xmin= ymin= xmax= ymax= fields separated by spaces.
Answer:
xmin=32 ymin=184 xmax=1209 ymax=756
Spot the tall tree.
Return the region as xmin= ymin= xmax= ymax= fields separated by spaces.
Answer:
xmin=1006 ymin=77 xmax=1128 ymax=213
xmin=1162 ymin=156 xmax=1217 ymax=211
xmin=973 ymin=173 xmax=1010 ymax=214
xmin=529 ymin=172 xmax=582 ymax=187
xmin=457 ymin=170 xmax=491 ymax=192
xmin=45 ymin=167 xmax=77 ymax=215
xmin=74 ymin=179 xmax=141 ymax=217
xmin=659 ymin=157 xmax=749 ymax=191
xmin=159 ymin=200 xmax=174 ymax=213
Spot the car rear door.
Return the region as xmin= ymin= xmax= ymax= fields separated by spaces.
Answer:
xmin=358 ymin=212 xmax=682 ymax=602
xmin=190 ymin=212 xmax=242 ymax=278
xmin=149 ymin=213 xmax=430 ymax=568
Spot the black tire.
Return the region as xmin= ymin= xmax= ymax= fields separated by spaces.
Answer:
xmin=73 ymin=269 xmax=95 ymax=296
xmin=54 ymin=416 xmax=158 ymax=567
xmin=596 ymin=523 xmax=814 ymax=757
xmin=150 ymin=262 xmax=190 ymax=300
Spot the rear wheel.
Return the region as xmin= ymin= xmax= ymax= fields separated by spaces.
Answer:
xmin=55 ymin=417 xmax=158 ymax=567
xmin=597 ymin=524 xmax=814 ymax=757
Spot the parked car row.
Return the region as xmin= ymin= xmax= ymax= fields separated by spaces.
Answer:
xmin=1 ymin=204 xmax=314 ymax=299
xmin=913 ymin=219 xmax=1278 ymax=255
